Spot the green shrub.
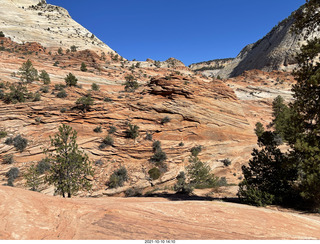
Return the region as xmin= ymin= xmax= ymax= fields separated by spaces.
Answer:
xmin=39 ymin=86 xmax=49 ymax=93
xmin=75 ymin=94 xmax=94 ymax=111
xmin=70 ymin=45 xmax=77 ymax=52
xmin=80 ymin=62 xmax=87 ymax=72
xmin=5 ymin=137 xmax=13 ymax=145
xmin=152 ymin=140 xmax=161 ymax=152
xmin=53 ymin=61 xmax=59 ymax=66
xmin=33 ymin=92 xmax=41 ymax=102
xmin=148 ymin=167 xmax=161 ymax=180
xmin=125 ymin=187 xmax=142 ymax=197
xmin=65 ymin=73 xmax=78 ymax=87
xmin=179 ymin=142 xmax=184 ymax=147
xmin=238 ymin=180 xmax=275 ymax=207
xmin=217 ymin=176 xmax=228 ymax=186
xmin=99 ymin=135 xmax=114 ymax=149
xmin=108 ymin=167 xmax=128 ymax=188
xmin=91 ymin=83 xmax=99 ymax=91
xmin=54 ymin=84 xmax=65 ymax=91
xmin=108 ymin=126 xmax=117 ymax=134
xmin=0 ymin=31 xmax=5 ymax=37
xmin=190 ymin=145 xmax=202 ymax=157
xmin=125 ymin=123 xmax=139 ymax=139
xmin=13 ymin=135 xmax=28 ymax=152
xmin=6 ymin=167 xmax=19 ymax=186
xmin=3 ymin=83 xmax=28 ymax=104
xmin=150 ymin=150 xmax=167 ymax=164
xmin=222 ymin=158 xmax=231 ymax=167
xmin=93 ymin=126 xmax=102 ymax=133
xmin=103 ymin=97 xmax=112 ymax=102
xmin=161 ymin=116 xmax=171 ymax=124
xmin=36 ymin=159 xmax=51 ymax=174
xmin=2 ymin=154 xmax=14 ymax=164
xmin=0 ymin=130 xmax=7 ymax=139
xmin=174 ymin=171 xmax=194 ymax=194
xmin=124 ymin=75 xmax=139 ymax=92
xmin=60 ymin=108 xmax=67 ymax=113
xmin=145 ymin=132 xmax=153 ymax=141
xmin=56 ymin=89 xmax=67 ymax=98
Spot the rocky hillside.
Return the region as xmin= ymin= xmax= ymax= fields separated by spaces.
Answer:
xmin=194 ymin=5 xmax=320 ymax=78
xmin=0 ymin=0 xmax=114 ymax=55
xmin=0 ymin=0 xmax=296 ymax=199
xmin=189 ymin=58 xmax=234 ymax=77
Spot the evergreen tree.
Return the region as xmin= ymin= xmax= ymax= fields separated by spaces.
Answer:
xmin=289 ymin=0 xmax=320 ymax=208
xmin=80 ymin=62 xmax=87 ymax=72
xmin=254 ymin=122 xmax=265 ymax=138
xmin=65 ymin=73 xmax=78 ymax=87
xmin=25 ymin=163 xmax=42 ymax=191
xmin=39 ymin=70 xmax=50 ymax=84
xmin=45 ymin=124 xmax=94 ymax=198
xmin=19 ymin=59 xmax=38 ymax=83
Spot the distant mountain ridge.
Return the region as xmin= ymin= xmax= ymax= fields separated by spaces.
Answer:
xmin=0 ymin=0 xmax=115 ymax=55
xmin=190 ymin=5 xmax=320 ymax=78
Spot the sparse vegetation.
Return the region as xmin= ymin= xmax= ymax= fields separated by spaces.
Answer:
xmin=6 ymin=167 xmax=19 ymax=186
xmin=80 ymin=62 xmax=87 ymax=72
xmin=93 ymin=126 xmax=102 ymax=133
xmin=70 ymin=45 xmax=77 ymax=52
xmin=2 ymin=154 xmax=14 ymax=164
xmin=75 ymin=94 xmax=94 ymax=112
xmin=125 ymin=123 xmax=139 ymax=139
xmin=108 ymin=167 xmax=128 ymax=188
xmin=56 ymin=89 xmax=67 ymax=98
xmin=161 ymin=116 xmax=171 ymax=124
xmin=148 ymin=167 xmax=161 ymax=180
xmin=108 ymin=126 xmax=117 ymax=134
xmin=190 ymin=145 xmax=202 ymax=157
xmin=12 ymin=135 xmax=28 ymax=152
xmin=0 ymin=31 xmax=5 ymax=37
xmin=91 ymin=83 xmax=99 ymax=91
xmin=65 ymin=73 xmax=78 ymax=87
xmin=174 ymin=171 xmax=194 ymax=194
xmin=222 ymin=158 xmax=231 ymax=167
xmin=36 ymin=159 xmax=51 ymax=174
xmin=0 ymin=130 xmax=7 ymax=139
xmin=124 ymin=74 xmax=139 ymax=92
xmin=99 ymin=135 xmax=114 ymax=149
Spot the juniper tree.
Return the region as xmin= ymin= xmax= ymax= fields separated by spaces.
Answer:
xmin=45 ymin=124 xmax=94 ymax=198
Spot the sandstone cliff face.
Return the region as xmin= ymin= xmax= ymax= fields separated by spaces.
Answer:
xmin=193 ymin=8 xmax=320 ymax=78
xmin=0 ymin=0 xmax=115 ymax=54
xmin=189 ymin=58 xmax=234 ymax=77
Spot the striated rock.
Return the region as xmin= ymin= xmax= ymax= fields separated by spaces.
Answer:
xmin=0 ymin=0 xmax=115 ymax=54
xmin=1 ymin=186 xmax=320 ymax=240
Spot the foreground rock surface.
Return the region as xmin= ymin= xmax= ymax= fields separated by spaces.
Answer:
xmin=0 ymin=186 xmax=319 ymax=240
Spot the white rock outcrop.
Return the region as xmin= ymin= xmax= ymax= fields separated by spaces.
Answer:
xmin=0 ymin=0 xmax=115 ymax=54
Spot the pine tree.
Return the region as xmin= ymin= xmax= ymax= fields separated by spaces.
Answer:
xmin=25 ymin=163 xmax=42 ymax=191
xmin=289 ymin=0 xmax=320 ymax=208
xmin=80 ymin=62 xmax=87 ymax=72
xmin=45 ymin=124 xmax=94 ymax=198
xmin=19 ymin=59 xmax=38 ymax=83
xmin=39 ymin=70 xmax=50 ymax=84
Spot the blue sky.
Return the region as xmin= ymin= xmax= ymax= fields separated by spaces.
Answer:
xmin=46 ymin=0 xmax=305 ymax=65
